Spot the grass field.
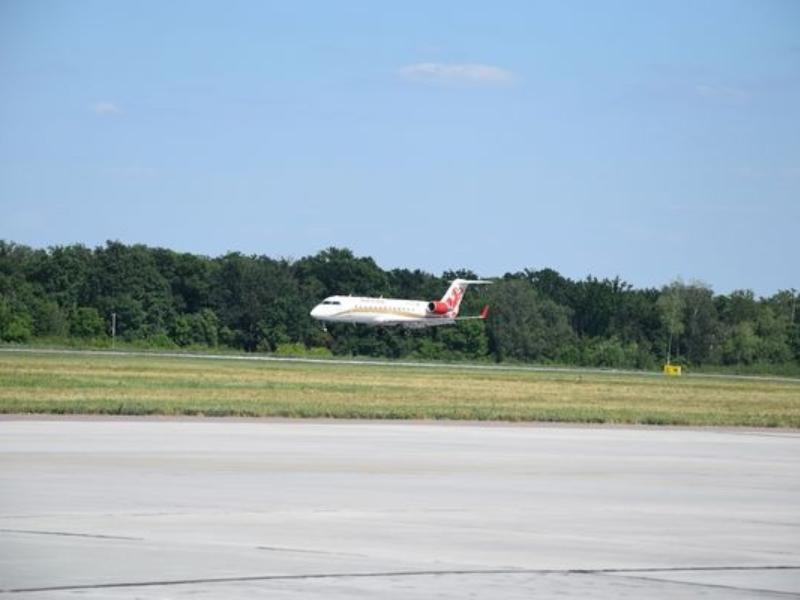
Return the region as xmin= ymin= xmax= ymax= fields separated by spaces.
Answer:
xmin=1 ymin=351 xmax=799 ymax=427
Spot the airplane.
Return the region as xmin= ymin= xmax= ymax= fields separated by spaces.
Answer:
xmin=310 ymin=279 xmax=491 ymax=329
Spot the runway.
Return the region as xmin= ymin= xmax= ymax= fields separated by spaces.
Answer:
xmin=1 ymin=418 xmax=798 ymax=598
xmin=3 ymin=346 xmax=799 ymax=384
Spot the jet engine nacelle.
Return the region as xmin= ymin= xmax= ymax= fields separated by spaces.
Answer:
xmin=427 ymin=301 xmax=449 ymax=314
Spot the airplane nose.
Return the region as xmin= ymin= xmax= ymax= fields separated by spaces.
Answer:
xmin=310 ymin=305 xmax=321 ymax=318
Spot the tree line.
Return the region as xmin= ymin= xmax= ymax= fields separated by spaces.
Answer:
xmin=0 ymin=240 xmax=797 ymax=373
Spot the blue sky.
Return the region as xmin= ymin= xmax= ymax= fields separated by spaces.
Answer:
xmin=1 ymin=1 xmax=798 ymax=295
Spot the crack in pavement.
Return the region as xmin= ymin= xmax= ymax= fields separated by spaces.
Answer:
xmin=595 ymin=571 xmax=800 ymax=598
xmin=3 ymin=565 xmax=799 ymax=594
xmin=0 ymin=528 xmax=142 ymax=541
xmin=256 ymin=545 xmax=368 ymax=558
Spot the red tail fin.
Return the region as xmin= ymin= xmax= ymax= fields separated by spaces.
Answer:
xmin=439 ymin=279 xmax=493 ymax=317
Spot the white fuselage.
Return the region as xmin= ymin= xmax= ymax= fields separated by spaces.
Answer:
xmin=310 ymin=295 xmax=454 ymax=328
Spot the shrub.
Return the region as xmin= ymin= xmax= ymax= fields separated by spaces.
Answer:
xmin=274 ymin=343 xmax=332 ymax=358
xmin=70 ymin=307 xmax=106 ymax=338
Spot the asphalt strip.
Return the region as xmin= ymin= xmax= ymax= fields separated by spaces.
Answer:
xmin=3 ymin=565 xmax=799 ymax=595
xmin=1 ymin=347 xmax=798 ymax=384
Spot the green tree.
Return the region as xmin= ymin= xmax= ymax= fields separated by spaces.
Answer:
xmin=28 ymin=244 xmax=93 ymax=310
xmin=657 ymin=281 xmax=686 ymax=364
xmin=70 ymin=307 xmax=106 ymax=338
xmin=439 ymin=319 xmax=489 ymax=359
xmin=681 ymin=282 xmax=719 ymax=365
xmin=152 ymin=248 xmax=214 ymax=313
xmin=718 ymin=289 xmax=759 ymax=325
xmin=485 ymin=280 xmax=574 ymax=362
xmin=572 ymin=276 xmax=626 ymax=338
xmin=211 ymin=253 xmax=302 ymax=351
xmin=722 ymin=321 xmax=759 ymax=365
xmin=31 ymin=299 xmax=68 ymax=337
xmin=0 ymin=295 xmax=33 ymax=342
xmin=171 ymin=309 xmax=219 ymax=347
xmin=754 ymin=305 xmax=792 ymax=363
xmin=294 ymin=247 xmax=388 ymax=297
xmin=525 ymin=267 xmax=576 ymax=307
xmin=87 ymin=242 xmax=174 ymax=339
xmin=387 ymin=268 xmax=442 ymax=301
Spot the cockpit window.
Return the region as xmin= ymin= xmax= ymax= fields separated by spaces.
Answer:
xmin=321 ymin=300 xmax=341 ymax=305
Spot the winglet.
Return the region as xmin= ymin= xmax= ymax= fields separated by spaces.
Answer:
xmin=480 ymin=305 xmax=490 ymax=319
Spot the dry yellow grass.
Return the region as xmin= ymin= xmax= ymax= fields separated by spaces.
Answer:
xmin=1 ymin=352 xmax=798 ymax=427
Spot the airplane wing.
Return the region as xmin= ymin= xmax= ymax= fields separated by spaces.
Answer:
xmin=374 ymin=314 xmax=452 ymax=328
xmin=372 ymin=314 xmax=409 ymax=326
